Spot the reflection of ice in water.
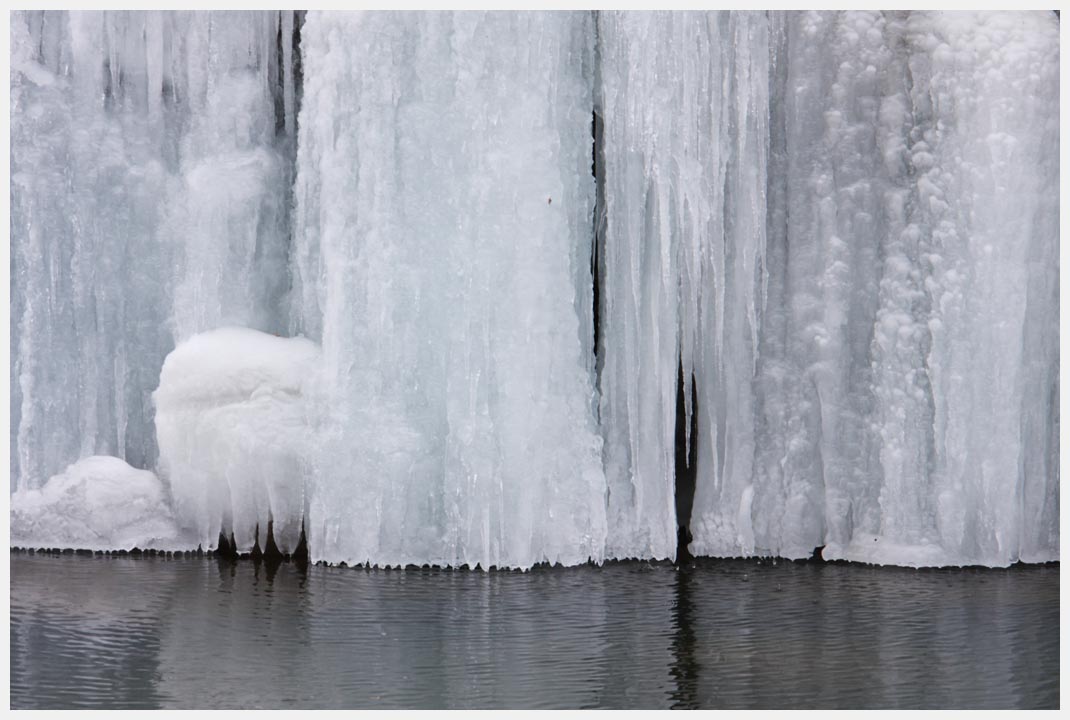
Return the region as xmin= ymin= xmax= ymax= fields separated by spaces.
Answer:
xmin=9 ymin=11 xmax=1060 ymax=569
xmin=9 ymin=555 xmax=1060 ymax=708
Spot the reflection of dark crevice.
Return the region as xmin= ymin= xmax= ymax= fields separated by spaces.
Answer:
xmin=262 ymin=553 xmax=281 ymax=582
xmin=669 ymin=566 xmax=700 ymax=708
xmin=674 ymin=361 xmax=698 ymax=564
xmin=217 ymin=550 xmax=238 ymax=580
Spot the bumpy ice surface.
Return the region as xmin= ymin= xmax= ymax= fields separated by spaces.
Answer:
xmin=10 ymin=10 xmax=1059 ymax=568
xmin=10 ymin=456 xmax=187 ymax=551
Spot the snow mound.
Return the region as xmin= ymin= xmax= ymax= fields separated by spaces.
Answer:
xmin=11 ymin=456 xmax=185 ymax=551
xmin=154 ymin=327 xmax=321 ymax=554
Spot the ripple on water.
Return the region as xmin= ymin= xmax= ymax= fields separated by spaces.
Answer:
xmin=9 ymin=553 xmax=1059 ymax=709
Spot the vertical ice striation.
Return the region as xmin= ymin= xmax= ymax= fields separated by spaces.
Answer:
xmin=291 ymin=12 xmax=606 ymax=569
xmin=11 ymin=10 xmax=299 ymax=496
xmin=811 ymin=10 xmax=1061 ymax=565
xmin=596 ymin=11 xmax=683 ymax=561
xmin=12 ymin=11 xmax=178 ymax=490
xmin=750 ymin=10 xmax=893 ymax=559
xmin=760 ymin=10 xmax=1060 ymax=565
xmin=894 ymin=11 xmax=1060 ymax=565
xmin=596 ymin=11 xmax=771 ymax=561
xmin=9 ymin=10 xmax=1059 ymax=567
xmin=596 ymin=10 xmax=1058 ymax=566
xmin=164 ymin=12 xmax=295 ymax=342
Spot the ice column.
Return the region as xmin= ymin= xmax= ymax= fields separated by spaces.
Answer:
xmin=597 ymin=11 xmax=770 ymax=560
xmin=292 ymin=12 xmax=606 ymax=569
xmin=748 ymin=11 xmax=894 ymax=559
xmin=893 ymin=11 xmax=1059 ymax=565
xmin=758 ymin=10 xmax=1061 ymax=565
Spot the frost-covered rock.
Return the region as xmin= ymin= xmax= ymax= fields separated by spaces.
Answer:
xmin=11 ymin=456 xmax=184 ymax=551
xmin=154 ymin=327 xmax=321 ymax=554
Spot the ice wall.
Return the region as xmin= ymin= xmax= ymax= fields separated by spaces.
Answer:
xmin=10 ymin=10 xmax=299 ymax=491
xmin=595 ymin=10 xmax=1059 ymax=566
xmin=10 ymin=10 xmax=1059 ymax=568
xmin=12 ymin=11 xmax=172 ymax=490
xmin=291 ymin=12 xmax=607 ymax=569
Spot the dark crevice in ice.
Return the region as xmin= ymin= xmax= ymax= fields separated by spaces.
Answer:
xmin=215 ymin=519 xmax=309 ymax=567
xmin=282 ymin=10 xmax=307 ymax=333
xmin=293 ymin=11 xmax=306 ymax=123
xmin=217 ymin=530 xmax=239 ymax=560
xmin=674 ymin=361 xmax=698 ymax=565
xmin=591 ymin=11 xmax=607 ymax=396
xmin=293 ymin=521 xmax=310 ymax=568
xmin=263 ymin=520 xmax=282 ymax=559
xmin=274 ymin=10 xmax=306 ymax=139
xmin=274 ymin=17 xmax=286 ymax=135
xmin=592 ymin=106 xmax=605 ymax=376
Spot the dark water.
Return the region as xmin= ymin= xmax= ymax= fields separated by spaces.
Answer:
xmin=9 ymin=552 xmax=1059 ymax=709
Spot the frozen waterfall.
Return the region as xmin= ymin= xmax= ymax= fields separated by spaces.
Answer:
xmin=10 ymin=10 xmax=1060 ymax=568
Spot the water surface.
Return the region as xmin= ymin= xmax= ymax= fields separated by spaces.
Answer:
xmin=9 ymin=552 xmax=1058 ymax=709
